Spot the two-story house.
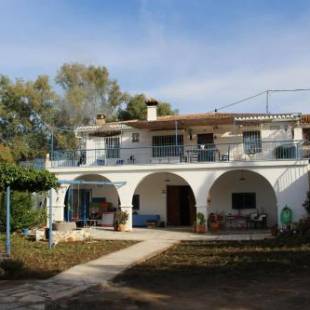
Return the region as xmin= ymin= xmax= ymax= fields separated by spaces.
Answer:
xmin=46 ymin=99 xmax=310 ymax=231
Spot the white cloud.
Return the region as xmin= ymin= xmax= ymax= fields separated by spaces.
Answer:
xmin=1 ymin=1 xmax=310 ymax=114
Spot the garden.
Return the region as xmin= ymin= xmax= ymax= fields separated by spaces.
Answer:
xmin=48 ymin=237 xmax=310 ymax=309
xmin=0 ymin=163 xmax=136 ymax=282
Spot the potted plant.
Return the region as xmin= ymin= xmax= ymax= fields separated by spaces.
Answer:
xmin=208 ymin=213 xmax=221 ymax=232
xmin=194 ymin=212 xmax=206 ymax=233
xmin=114 ymin=209 xmax=129 ymax=232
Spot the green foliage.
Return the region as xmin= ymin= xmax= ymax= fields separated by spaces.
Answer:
xmin=0 ymin=191 xmax=46 ymax=232
xmin=0 ymin=259 xmax=24 ymax=277
xmin=118 ymin=94 xmax=177 ymax=121
xmin=0 ymin=163 xmax=58 ymax=192
xmin=0 ymin=144 xmax=14 ymax=163
xmin=303 ymin=191 xmax=310 ymax=215
xmin=0 ymin=63 xmax=177 ymax=161
xmin=56 ymin=63 xmax=127 ymax=125
xmin=0 ymin=75 xmax=58 ymax=161
xmin=196 ymin=212 xmax=206 ymax=225
xmin=114 ymin=209 xmax=129 ymax=226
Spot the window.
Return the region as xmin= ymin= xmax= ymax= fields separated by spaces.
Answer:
xmin=243 ymin=131 xmax=262 ymax=154
xmin=132 ymin=194 xmax=140 ymax=210
xmin=132 ymin=133 xmax=140 ymax=143
xmin=105 ymin=137 xmax=120 ymax=158
xmin=232 ymin=193 xmax=256 ymax=210
xmin=152 ymin=135 xmax=184 ymax=157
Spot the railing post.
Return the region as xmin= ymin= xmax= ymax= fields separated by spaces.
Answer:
xmin=48 ymin=189 xmax=53 ymax=249
xmin=5 ymin=186 xmax=11 ymax=257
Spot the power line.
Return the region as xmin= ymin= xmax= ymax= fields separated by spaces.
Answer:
xmin=214 ymin=91 xmax=266 ymax=112
xmin=214 ymin=88 xmax=310 ymax=113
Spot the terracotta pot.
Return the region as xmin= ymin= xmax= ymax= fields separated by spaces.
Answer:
xmin=114 ymin=224 xmax=126 ymax=232
xmin=210 ymin=222 xmax=220 ymax=232
xmin=195 ymin=224 xmax=206 ymax=234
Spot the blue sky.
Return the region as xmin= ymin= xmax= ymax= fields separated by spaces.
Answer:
xmin=1 ymin=0 xmax=310 ymax=113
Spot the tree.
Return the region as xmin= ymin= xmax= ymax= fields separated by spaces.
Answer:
xmin=0 ymin=164 xmax=58 ymax=232
xmin=0 ymin=75 xmax=78 ymax=161
xmin=0 ymin=191 xmax=46 ymax=232
xmin=0 ymin=75 xmax=58 ymax=161
xmin=56 ymin=63 xmax=127 ymax=125
xmin=118 ymin=94 xmax=177 ymax=121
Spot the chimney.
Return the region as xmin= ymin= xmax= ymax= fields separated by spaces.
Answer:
xmin=145 ymin=97 xmax=158 ymax=121
xmin=96 ymin=114 xmax=106 ymax=126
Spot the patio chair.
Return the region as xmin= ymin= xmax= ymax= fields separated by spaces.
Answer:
xmin=255 ymin=213 xmax=267 ymax=228
xmin=248 ymin=212 xmax=259 ymax=228
xmin=249 ymin=213 xmax=267 ymax=229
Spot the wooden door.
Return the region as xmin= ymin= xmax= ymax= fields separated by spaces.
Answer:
xmin=167 ymin=186 xmax=196 ymax=226
xmin=167 ymin=186 xmax=181 ymax=226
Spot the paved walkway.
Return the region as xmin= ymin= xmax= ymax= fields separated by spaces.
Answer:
xmin=0 ymin=239 xmax=175 ymax=310
xmin=91 ymin=226 xmax=272 ymax=241
xmin=0 ymin=228 xmax=272 ymax=309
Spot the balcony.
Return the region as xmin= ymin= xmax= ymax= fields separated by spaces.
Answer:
xmin=48 ymin=140 xmax=306 ymax=169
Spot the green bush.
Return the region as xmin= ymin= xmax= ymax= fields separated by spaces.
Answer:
xmin=0 ymin=259 xmax=24 ymax=277
xmin=303 ymin=191 xmax=310 ymax=215
xmin=0 ymin=191 xmax=46 ymax=232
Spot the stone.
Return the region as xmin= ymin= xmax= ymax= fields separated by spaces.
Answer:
xmin=19 ymin=294 xmax=47 ymax=303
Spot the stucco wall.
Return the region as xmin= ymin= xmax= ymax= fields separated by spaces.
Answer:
xmin=209 ymin=170 xmax=277 ymax=227
xmin=48 ymin=161 xmax=309 ymax=229
xmin=134 ymin=172 xmax=189 ymax=222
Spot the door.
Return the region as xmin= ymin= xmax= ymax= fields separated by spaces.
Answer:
xmin=167 ymin=186 xmax=195 ymax=226
xmin=167 ymin=186 xmax=181 ymax=226
xmin=197 ymin=133 xmax=215 ymax=161
xmin=197 ymin=133 xmax=214 ymax=145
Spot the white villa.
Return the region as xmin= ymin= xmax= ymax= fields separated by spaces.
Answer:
xmin=46 ymin=99 xmax=310 ymax=231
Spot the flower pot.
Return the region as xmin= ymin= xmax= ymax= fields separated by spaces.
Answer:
xmin=114 ymin=224 xmax=126 ymax=232
xmin=210 ymin=222 xmax=220 ymax=232
xmin=195 ymin=224 xmax=206 ymax=234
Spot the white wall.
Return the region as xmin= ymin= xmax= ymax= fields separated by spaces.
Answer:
xmin=209 ymin=170 xmax=277 ymax=227
xmin=49 ymin=160 xmax=309 ymax=228
xmin=133 ymin=173 xmax=189 ymax=222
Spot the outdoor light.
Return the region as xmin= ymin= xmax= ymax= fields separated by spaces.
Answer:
xmin=239 ymin=171 xmax=246 ymax=182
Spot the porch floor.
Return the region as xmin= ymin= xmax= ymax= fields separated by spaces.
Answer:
xmin=90 ymin=226 xmax=272 ymax=241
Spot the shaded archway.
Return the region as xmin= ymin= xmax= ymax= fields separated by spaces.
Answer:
xmin=132 ymin=172 xmax=196 ymax=226
xmin=64 ymin=174 xmax=120 ymax=226
xmin=208 ymin=169 xmax=277 ymax=227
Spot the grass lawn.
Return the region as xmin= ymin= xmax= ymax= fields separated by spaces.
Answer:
xmin=0 ymin=235 xmax=137 ymax=280
xmin=48 ymin=237 xmax=310 ymax=310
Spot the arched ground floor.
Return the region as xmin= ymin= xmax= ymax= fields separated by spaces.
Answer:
xmin=48 ymin=161 xmax=310 ymax=232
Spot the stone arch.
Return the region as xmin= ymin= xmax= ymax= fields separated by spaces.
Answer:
xmin=207 ymin=169 xmax=278 ymax=227
xmin=132 ymin=171 xmax=196 ymax=226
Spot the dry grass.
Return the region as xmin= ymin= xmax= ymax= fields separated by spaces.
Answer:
xmin=47 ymin=238 xmax=310 ymax=309
xmin=0 ymin=235 xmax=137 ymax=280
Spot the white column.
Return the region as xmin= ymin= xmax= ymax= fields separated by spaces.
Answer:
xmin=120 ymin=204 xmax=133 ymax=231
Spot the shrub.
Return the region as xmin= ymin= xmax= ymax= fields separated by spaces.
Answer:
xmin=0 ymin=259 xmax=24 ymax=277
xmin=196 ymin=212 xmax=206 ymax=225
xmin=0 ymin=191 xmax=46 ymax=232
xmin=303 ymin=191 xmax=310 ymax=215
xmin=114 ymin=209 xmax=129 ymax=226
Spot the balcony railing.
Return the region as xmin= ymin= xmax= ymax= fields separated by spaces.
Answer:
xmin=48 ymin=140 xmax=306 ymax=168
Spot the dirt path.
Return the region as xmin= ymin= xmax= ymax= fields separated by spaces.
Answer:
xmin=46 ymin=271 xmax=310 ymax=310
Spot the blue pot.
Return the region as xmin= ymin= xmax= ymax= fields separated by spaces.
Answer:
xmin=22 ymin=228 xmax=29 ymax=236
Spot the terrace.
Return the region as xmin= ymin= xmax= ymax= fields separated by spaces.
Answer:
xmin=50 ymin=140 xmax=306 ymax=168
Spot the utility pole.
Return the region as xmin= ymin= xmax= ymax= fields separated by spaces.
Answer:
xmin=266 ymin=90 xmax=270 ymax=114
xmin=51 ymin=127 xmax=54 ymax=160
xmin=6 ymin=186 xmax=11 ymax=256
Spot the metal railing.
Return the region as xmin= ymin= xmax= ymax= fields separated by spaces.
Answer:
xmin=49 ymin=140 xmax=306 ymax=168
